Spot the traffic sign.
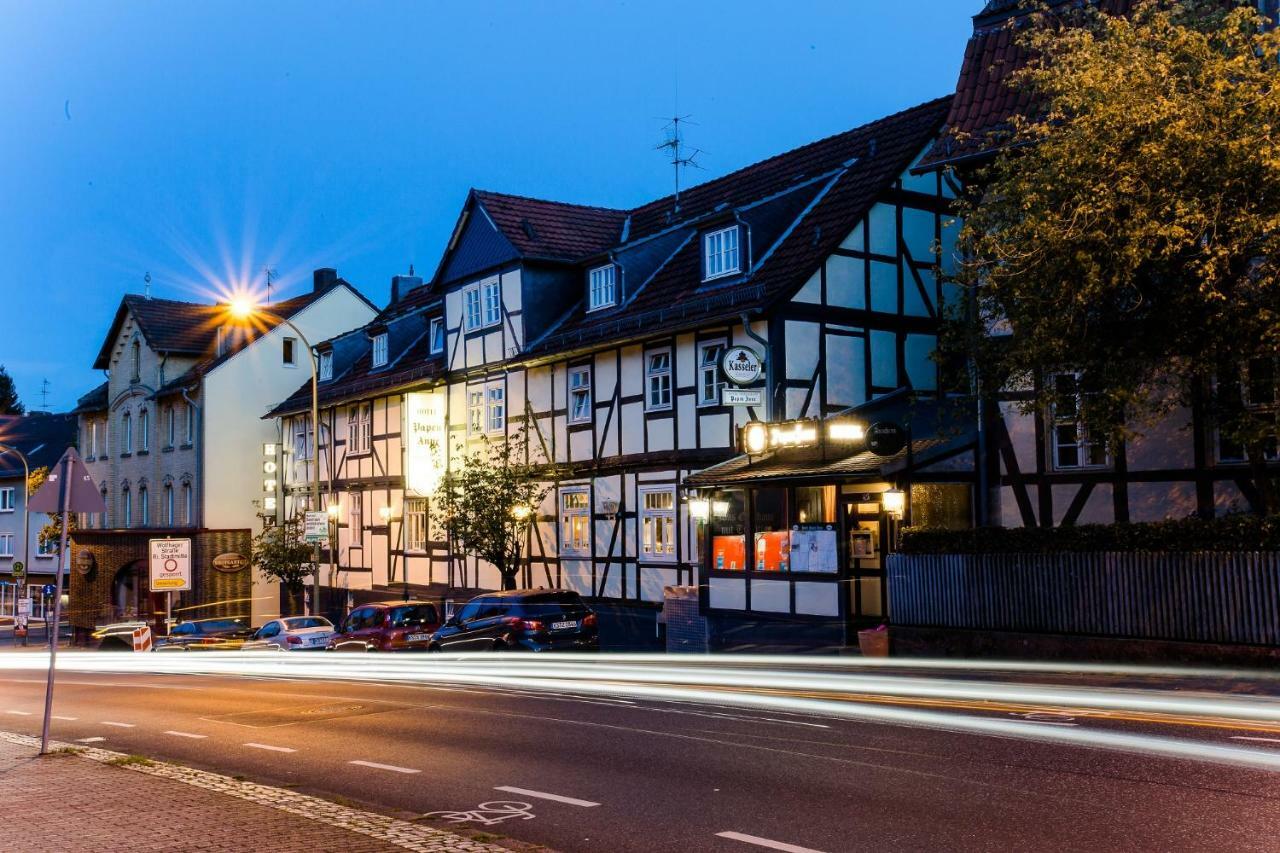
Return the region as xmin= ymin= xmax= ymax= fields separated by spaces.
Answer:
xmin=12 ymin=561 xmax=24 ymax=581
xmin=149 ymin=538 xmax=192 ymax=592
xmin=41 ymin=584 xmax=55 ymax=598
xmin=28 ymin=448 xmax=106 ymax=514
xmin=303 ymin=511 xmax=328 ymax=544
xmin=866 ymin=422 xmax=908 ymax=457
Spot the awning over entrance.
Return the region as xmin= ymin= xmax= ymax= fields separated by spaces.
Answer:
xmin=683 ymin=435 xmax=966 ymax=488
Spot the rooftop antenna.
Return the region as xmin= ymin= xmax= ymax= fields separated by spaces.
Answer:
xmin=263 ymin=266 xmax=278 ymax=305
xmin=39 ymin=379 xmax=50 ymax=411
xmin=143 ymin=271 xmax=151 ymax=300
xmin=656 ymin=115 xmax=704 ymax=213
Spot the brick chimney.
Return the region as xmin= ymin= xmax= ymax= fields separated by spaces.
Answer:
xmin=389 ymin=265 xmax=424 ymax=305
xmin=313 ymin=268 xmax=338 ymax=292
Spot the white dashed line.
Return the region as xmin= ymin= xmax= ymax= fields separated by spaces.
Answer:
xmin=164 ymin=731 xmax=208 ymax=739
xmin=349 ymin=760 xmax=420 ymax=774
xmin=244 ymin=742 xmax=296 ymax=753
xmin=1232 ymin=736 xmax=1280 ymax=745
xmin=716 ymin=831 xmax=828 ymax=853
xmin=5 ymin=710 xmax=32 ymax=716
xmin=100 ymin=721 xmax=135 ymax=728
xmin=51 ymin=715 xmax=78 ymax=721
xmin=76 ymin=737 xmax=106 ymax=743
xmin=494 ymin=786 xmax=599 ymax=807
xmin=1011 ymin=719 xmax=1078 ymax=727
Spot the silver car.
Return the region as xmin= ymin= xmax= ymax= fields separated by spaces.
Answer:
xmin=243 ymin=616 xmax=337 ymax=651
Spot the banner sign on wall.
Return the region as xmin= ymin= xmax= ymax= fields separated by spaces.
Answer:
xmin=404 ymin=391 xmax=448 ymax=497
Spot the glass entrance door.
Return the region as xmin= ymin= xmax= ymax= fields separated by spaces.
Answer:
xmin=843 ymin=493 xmax=887 ymax=620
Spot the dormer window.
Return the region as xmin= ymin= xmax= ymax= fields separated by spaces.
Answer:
xmin=703 ymin=225 xmax=741 ymax=281
xmin=319 ymin=351 xmax=333 ymax=381
xmin=429 ymin=318 xmax=445 ymax=354
xmin=371 ymin=333 xmax=389 ymax=368
xmin=588 ymin=265 xmax=617 ymax=311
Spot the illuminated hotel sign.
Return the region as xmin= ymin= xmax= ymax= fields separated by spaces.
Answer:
xmin=404 ymin=390 xmax=447 ymax=497
xmin=739 ymin=418 xmax=868 ymax=455
xmin=262 ymin=442 xmax=278 ymax=516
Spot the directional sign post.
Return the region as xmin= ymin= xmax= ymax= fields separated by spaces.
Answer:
xmin=303 ymin=511 xmax=329 ymax=544
xmin=27 ymin=447 xmax=107 ymax=755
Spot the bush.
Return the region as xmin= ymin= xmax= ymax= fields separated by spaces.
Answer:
xmin=900 ymin=514 xmax=1280 ymax=554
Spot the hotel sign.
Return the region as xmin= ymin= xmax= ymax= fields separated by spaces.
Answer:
xmin=404 ymin=390 xmax=447 ymax=497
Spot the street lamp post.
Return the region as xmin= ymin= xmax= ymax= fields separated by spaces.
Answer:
xmin=229 ymin=299 xmax=323 ymax=617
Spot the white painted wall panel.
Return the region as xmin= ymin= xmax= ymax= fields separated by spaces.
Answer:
xmin=795 ymin=582 xmax=839 ymax=617
xmin=710 ymin=577 xmax=746 ymax=610
xmin=750 ymin=579 xmax=791 ymax=614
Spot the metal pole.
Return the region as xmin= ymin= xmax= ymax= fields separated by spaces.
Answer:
xmin=39 ymin=453 xmax=72 ymax=754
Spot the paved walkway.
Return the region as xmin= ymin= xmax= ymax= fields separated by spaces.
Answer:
xmin=0 ymin=732 xmax=513 ymax=852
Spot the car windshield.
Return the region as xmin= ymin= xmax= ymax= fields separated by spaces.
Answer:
xmin=389 ymin=604 xmax=437 ymax=627
xmin=193 ymin=619 xmax=247 ymax=634
xmin=510 ymin=593 xmax=588 ymax=617
xmin=284 ymin=617 xmax=332 ymax=630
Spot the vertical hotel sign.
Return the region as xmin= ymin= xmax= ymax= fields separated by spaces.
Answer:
xmin=404 ymin=391 xmax=447 ymax=497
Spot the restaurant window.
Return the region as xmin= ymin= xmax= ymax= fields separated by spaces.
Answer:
xmin=568 ymin=366 xmax=591 ymax=424
xmin=646 ymin=349 xmax=672 ymax=411
xmin=561 ymin=489 xmax=590 ymax=555
xmin=404 ymin=498 xmax=428 ymax=552
xmin=752 ymin=487 xmax=789 ymax=571
xmin=910 ymin=484 xmax=972 ymax=531
xmin=640 ymin=488 xmax=676 ymax=560
xmin=709 ymin=490 xmax=747 ymax=571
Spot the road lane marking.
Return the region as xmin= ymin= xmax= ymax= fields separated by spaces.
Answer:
xmin=75 ymin=737 xmax=106 ymax=743
xmin=349 ymin=760 xmax=420 ymax=774
xmin=1232 ymin=736 xmax=1280 ymax=745
xmin=100 ymin=721 xmax=135 ymax=728
xmin=1011 ymin=719 xmax=1078 ymax=727
xmin=716 ymin=831 xmax=828 ymax=853
xmin=52 ymin=715 xmax=78 ymax=721
xmin=493 ymin=786 xmax=599 ymax=807
xmin=164 ymin=731 xmax=208 ymax=739
xmin=244 ymin=742 xmax=296 ymax=753
xmin=5 ymin=710 xmax=32 ymax=716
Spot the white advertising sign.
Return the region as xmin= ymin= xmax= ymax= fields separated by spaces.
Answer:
xmin=303 ymin=511 xmax=329 ymax=544
xmin=722 ymin=388 xmax=763 ymax=407
xmin=149 ymin=538 xmax=192 ymax=592
xmin=722 ymin=346 xmax=763 ymax=386
xmin=404 ymin=390 xmax=448 ymax=497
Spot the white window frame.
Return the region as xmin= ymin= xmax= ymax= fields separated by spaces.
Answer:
xmin=1049 ymin=373 xmax=1110 ymax=471
xmin=319 ymin=351 xmax=334 ymax=381
xmin=139 ymin=408 xmax=149 ymax=452
xmin=347 ymin=404 xmax=372 ymax=456
xmin=185 ymin=403 xmax=194 ymax=445
xmin=139 ymin=486 xmax=149 ymax=526
xmin=35 ymin=535 xmax=56 ymax=557
xmin=90 ymin=421 xmax=98 ymax=457
xmin=348 ymin=491 xmax=363 ymax=544
xmin=0 ymin=533 xmax=12 ymax=557
xmin=464 ymin=285 xmax=483 ymax=331
xmin=404 ymin=497 xmax=428 ymax=553
xmin=123 ymin=488 xmax=132 ymax=528
xmin=568 ymin=366 xmax=592 ymax=424
xmin=467 ymin=389 xmax=485 ymax=435
xmin=698 ymin=342 xmax=725 ymax=407
xmin=122 ymin=411 xmax=132 ymax=454
xmin=703 ymin=226 xmax=741 ymax=281
xmin=282 ymin=336 xmax=297 ymax=367
xmin=0 ymin=487 xmax=13 ymax=513
xmin=487 ymin=385 xmax=505 ymax=433
xmin=482 ymin=279 xmax=502 ymax=327
xmin=182 ymin=483 xmax=193 ymax=526
xmin=646 ymin=349 xmax=673 ymax=412
xmin=640 ymin=487 xmax=677 ymax=562
xmin=429 ymin=318 xmax=445 ymax=354
xmin=560 ymin=489 xmax=591 ymax=555
xmin=588 ymin=265 xmax=617 ymax=311
xmin=371 ymin=333 xmax=389 ymax=368
xmin=164 ymin=484 xmax=174 ymax=526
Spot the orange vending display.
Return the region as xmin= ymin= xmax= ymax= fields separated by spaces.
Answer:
xmin=753 ymin=530 xmax=791 ymax=572
xmin=712 ymin=535 xmax=746 ymax=571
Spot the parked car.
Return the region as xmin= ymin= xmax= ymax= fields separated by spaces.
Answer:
xmin=243 ymin=616 xmax=337 ymax=651
xmin=155 ymin=617 xmax=255 ymax=651
xmin=326 ymin=601 xmax=441 ymax=652
xmin=428 ymin=589 xmax=598 ymax=652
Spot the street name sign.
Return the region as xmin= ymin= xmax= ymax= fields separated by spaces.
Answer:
xmin=722 ymin=388 xmax=763 ymax=407
xmin=303 ymin=511 xmax=328 ymax=543
xmin=149 ymin=538 xmax=192 ymax=592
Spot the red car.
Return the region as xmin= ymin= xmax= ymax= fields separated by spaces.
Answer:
xmin=326 ymin=601 xmax=441 ymax=652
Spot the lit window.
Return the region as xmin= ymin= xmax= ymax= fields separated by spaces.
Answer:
xmin=703 ymin=226 xmax=741 ymax=280
xmin=1050 ymin=373 xmax=1109 ymax=470
xmin=483 ymin=280 xmax=501 ymax=326
xmin=561 ymin=490 xmax=590 ymax=554
xmin=646 ymin=350 xmax=672 ymax=411
xmin=487 ymin=386 xmax=505 ymax=433
xmin=405 ymin=498 xmax=428 ymax=552
xmin=283 ymin=337 xmax=297 ymax=366
xmin=319 ymin=351 xmax=334 ymax=381
xmin=371 ymin=333 xmax=388 ymax=368
xmin=568 ymin=367 xmax=592 ymax=424
xmin=588 ymin=265 xmax=616 ymax=311
xmin=347 ymin=404 xmax=372 ymax=455
xmin=0 ymin=487 xmax=13 ymax=512
xmin=468 ymin=390 xmax=485 ymax=434
xmin=640 ymin=488 xmax=676 ymax=560
xmin=698 ymin=343 xmax=725 ymax=406
xmin=429 ymin=318 xmax=445 ymax=354
xmin=464 ymin=286 xmax=482 ymax=331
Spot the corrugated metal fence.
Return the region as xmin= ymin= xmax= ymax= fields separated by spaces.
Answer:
xmin=886 ymin=552 xmax=1280 ymax=646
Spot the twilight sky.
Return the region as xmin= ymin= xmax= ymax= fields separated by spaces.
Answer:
xmin=0 ymin=1 xmax=975 ymax=411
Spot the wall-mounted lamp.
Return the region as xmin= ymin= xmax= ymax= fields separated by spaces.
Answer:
xmin=742 ymin=422 xmax=768 ymax=455
xmin=379 ymin=506 xmax=393 ymax=522
xmin=881 ymin=488 xmax=906 ymax=518
xmin=327 ymin=503 xmax=341 ymax=519
xmin=689 ymin=499 xmax=710 ymax=521
xmin=712 ymin=500 xmax=731 ymax=518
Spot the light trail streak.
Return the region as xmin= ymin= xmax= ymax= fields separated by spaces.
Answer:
xmin=4 ymin=652 xmax=1280 ymax=770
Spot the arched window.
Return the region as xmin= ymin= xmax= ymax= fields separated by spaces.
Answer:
xmin=139 ymin=409 xmax=149 ymax=452
xmin=122 ymin=411 xmax=132 ymax=454
xmin=164 ymin=484 xmax=174 ymax=526
xmin=131 ymin=339 xmax=141 ymax=383
xmin=182 ymin=482 xmax=193 ymax=527
xmin=122 ymin=487 xmax=132 ymax=528
xmin=139 ymin=486 xmax=149 ymax=526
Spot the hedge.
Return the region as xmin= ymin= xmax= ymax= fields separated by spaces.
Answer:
xmin=899 ymin=514 xmax=1280 ymax=554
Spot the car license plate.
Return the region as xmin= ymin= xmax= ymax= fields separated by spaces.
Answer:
xmin=551 ymin=620 xmax=578 ymax=630
xmin=308 ymin=637 xmax=326 ymax=646
xmin=407 ymin=633 xmax=430 ymax=642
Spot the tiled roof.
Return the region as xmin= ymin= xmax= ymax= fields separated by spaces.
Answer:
xmin=472 ymin=191 xmax=628 ymax=262
xmin=0 ymin=413 xmax=78 ymax=478
xmin=527 ymin=96 xmax=953 ymax=356
xmin=71 ymin=382 xmax=109 ymax=414
xmin=920 ymin=0 xmax=1136 ymax=169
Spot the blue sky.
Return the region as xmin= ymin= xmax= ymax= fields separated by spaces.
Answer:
xmin=0 ymin=1 xmax=975 ymax=411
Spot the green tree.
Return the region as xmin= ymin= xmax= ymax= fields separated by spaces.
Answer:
xmin=0 ymin=366 xmax=23 ymax=415
xmin=251 ymin=516 xmax=315 ymax=613
xmin=431 ymin=430 xmax=551 ymax=591
xmin=27 ymin=466 xmax=75 ymax=554
xmin=949 ymin=0 xmax=1280 ymax=513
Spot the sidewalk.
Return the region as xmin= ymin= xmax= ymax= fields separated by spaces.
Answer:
xmin=0 ymin=732 xmax=514 ymax=852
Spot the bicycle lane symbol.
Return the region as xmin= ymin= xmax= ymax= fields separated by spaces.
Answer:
xmin=421 ymin=800 xmax=536 ymax=826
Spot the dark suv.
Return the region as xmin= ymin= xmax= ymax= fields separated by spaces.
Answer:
xmin=326 ymin=601 xmax=441 ymax=652
xmin=429 ymin=589 xmax=598 ymax=652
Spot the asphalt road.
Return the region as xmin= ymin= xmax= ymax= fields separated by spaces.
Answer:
xmin=1 ymin=662 xmax=1279 ymax=852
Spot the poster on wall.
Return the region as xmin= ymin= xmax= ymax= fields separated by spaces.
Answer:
xmin=712 ymin=536 xmax=746 ymax=571
xmin=404 ymin=390 xmax=447 ymax=497
xmin=790 ymin=525 xmax=838 ymax=573
xmin=754 ymin=530 xmax=791 ymax=572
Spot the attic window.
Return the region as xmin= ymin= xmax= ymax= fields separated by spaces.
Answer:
xmin=319 ymin=351 xmax=333 ymax=381
xmin=588 ymin=265 xmax=616 ymax=311
xmin=703 ymin=226 xmax=741 ymax=281
xmin=521 ymin=219 xmax=539 ymax=241
xmin=371 ymin=333 xmax=389 ymax=368
xmin=282 ymin=337 xmax=297 ymax=366
xmin=429 ymin=318 xmax=445 ymax=354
